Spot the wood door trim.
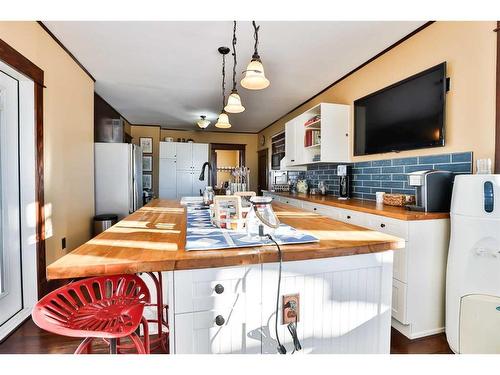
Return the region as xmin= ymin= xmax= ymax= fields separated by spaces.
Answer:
xmin=495 ymin=21 xmax=500 ymax=173
xmin=209 ymin=143 xmax=246 ymax=188
xmin=257 ymin=148 xmax=269 ymax=195
xmin=0 ymin=37 xmax=47 ymax=298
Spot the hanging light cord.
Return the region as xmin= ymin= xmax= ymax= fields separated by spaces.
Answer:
xmin=252 ymin=20 xmax=260 ymax=58
xmin=221 ymin=51 xmax=226 ymax=110
xmin=231 ymin=21 xmax=237 ymax=91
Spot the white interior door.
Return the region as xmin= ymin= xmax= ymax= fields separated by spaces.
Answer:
xmin=0 ymin=70 xmax=22 ymax=326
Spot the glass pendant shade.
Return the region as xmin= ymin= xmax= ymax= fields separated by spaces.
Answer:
xmin=215 ymin=111 xmax=231 ymax=129
xmin=197 ymin=116 xmax=210 ymax=129
xmin=241 ymin=58 xmax=270 ymax=90
xmin=224 ymin=90 xmax=245 ymax=113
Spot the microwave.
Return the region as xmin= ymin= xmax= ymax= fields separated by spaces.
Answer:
xmin=272 ymin=170 xmax=288 ymax=185
xmin=271 ymin=152 xmax=285 ymax=170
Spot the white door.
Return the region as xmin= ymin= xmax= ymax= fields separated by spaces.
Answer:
xmin=0 ymin=70 xmax=22 ymax=325
xmin=192 ymin=143 xmax=208 ymax=172
xmin=176 ymin=170 xmax=193 ymax=198
xmin=176 ymin=143 xmax=192 ymax=171
xmin=159 ymin=158 xmax=177 ymax=199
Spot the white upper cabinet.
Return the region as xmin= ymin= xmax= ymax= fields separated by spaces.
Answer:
xmin=159 ymin=141 xmax=176 ymax=159
xmin=159 ymin=141 xmax=209 ymax=198
xmin=176 ymin=143 xmax=194 ymax=170
xmin=284 ymin=103 xmax=350 ymax=166
xmin=192 ymin=143 xmax=209 ymax=172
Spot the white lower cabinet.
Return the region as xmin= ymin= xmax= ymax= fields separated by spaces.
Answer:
xmin=172 ymin=265 xmax=262 ymax=354
xmin=170 ymin=254 xmax=393 ymax=354
xmin=264 ymin=192 xmax=450 ymax=339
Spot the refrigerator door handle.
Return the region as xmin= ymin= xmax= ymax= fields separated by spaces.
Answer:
xmin=129 ymin=145 xmax=135 ymax=213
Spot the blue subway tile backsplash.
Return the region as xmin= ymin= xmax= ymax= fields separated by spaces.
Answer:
xmin=287 ymin=151 xmax=473 ymax=201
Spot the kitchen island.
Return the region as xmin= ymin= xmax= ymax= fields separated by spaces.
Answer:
xmin=47 ymin=199 xmax=404 ymax=354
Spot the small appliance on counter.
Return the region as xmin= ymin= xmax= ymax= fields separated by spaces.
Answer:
xmin=337 ymin=165 xmax=350 ymax=200
xmin=271 ymin=170 xmax=288 ymax=185
xmin=406 ymin=170 xmax=454 ymax=212
xmin=318 ymin=181 xmax=327 ymax=195
xmin=271 ymin=184 xmax=289 ymax=192
xmin=296 ymin=179 xmax=309 ymax=194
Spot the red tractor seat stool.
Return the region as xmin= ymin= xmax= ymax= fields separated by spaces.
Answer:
xmin=113 ymin=272 xmax=169 ymax=354
xmin=143 ymin=272 xmax=169 ymax=353
xmin=32 ymin=274 xmax=151 ymax=354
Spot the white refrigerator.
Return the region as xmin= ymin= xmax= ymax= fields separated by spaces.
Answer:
xmin=95 ymin=142 xmax=143 ymax=219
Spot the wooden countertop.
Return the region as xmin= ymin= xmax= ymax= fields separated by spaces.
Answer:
xmin=265 ymin=191 xmax=449 ymax=221
xmin=46 ymin=199 xmax=404 ymax=280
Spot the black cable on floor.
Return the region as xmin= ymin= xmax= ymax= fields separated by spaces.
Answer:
xmin=265 ymin=233 xmax=287 ymax=354
xmin=287 ymin=315 xmax=302 ymax=352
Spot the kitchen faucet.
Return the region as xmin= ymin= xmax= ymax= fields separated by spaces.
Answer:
xmin=199 ymin=162 xmax=212 ymax=196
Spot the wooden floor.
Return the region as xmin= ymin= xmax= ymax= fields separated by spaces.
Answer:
xmin=0 ymin=318 xmax=452 ymax=354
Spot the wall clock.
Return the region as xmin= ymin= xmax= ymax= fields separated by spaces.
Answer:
xmin=259 ymin=134 xmax=266 ymax=146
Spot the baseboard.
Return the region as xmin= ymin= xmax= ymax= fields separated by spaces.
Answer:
xmin=392 ymin=318 xmax=445 ymax=340
xmin=0 ymin=308 xmax=32 ymax=343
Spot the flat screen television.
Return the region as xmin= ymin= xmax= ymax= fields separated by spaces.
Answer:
xmin=354 ymin=62 xmax=447 ymax=156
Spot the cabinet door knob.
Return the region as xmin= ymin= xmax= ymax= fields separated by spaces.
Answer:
xmin=347 ymin=215 xmax=351 ymax=219
xmin=214 ymin=284 xmax=224 ymax=294
xmin=291 ymin=159 xmax=295 ymax=162
xmin=380 ymin=223 xmax=386 ymax=228
xmin=313 ymin=208 xmax=317 ymax=211
xmin=215 ymin=315 xmax=225 ymax=326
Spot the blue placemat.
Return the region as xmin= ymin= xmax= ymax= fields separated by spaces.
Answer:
xmin=185 ymin=204 xmax=319 ymax=251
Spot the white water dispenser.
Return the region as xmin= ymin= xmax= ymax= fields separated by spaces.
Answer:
xmin=446 ymin=174 xmax=500 ymax=353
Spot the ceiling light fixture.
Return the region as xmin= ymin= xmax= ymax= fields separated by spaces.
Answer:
xmin=241 ymin=21 xmax=270 ymax=90
xmin=224 ymin=21 xmax=245 ymax=114
xmin=197 ymin=115 xmax=210 ymax=129
xmin=215 ymin=46 xmax=232 ymax=129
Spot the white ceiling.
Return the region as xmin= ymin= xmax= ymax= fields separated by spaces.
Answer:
xmin=44 ymin=21 xmax=426 ymax=133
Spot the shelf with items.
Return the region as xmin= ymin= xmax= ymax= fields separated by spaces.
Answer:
xmin=304 ymin=120 xmax=321 ymax=129
xmin=305 ymin=143 xmax=321 ymax=149
xmin=285 ymin=102 xmax=350 ymax=166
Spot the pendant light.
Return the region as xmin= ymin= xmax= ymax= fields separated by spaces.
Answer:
xmin=215 ymin=46 xmax=232 ymax=129
xmin=197 ymin=115 xmax=210 ymax=129
xmin=241 ymin=21 xmax=270 ymax=90
xmin=224 ymin=21 xmax=245 ymax=113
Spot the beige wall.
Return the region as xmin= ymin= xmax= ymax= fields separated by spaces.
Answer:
xmin=258 ymin=22 xmax=497 ymax=171
xmin=0 ymin=21 xmax=95 ymax=266
xmin=160 ymin=129 xmax=259 ymax=191
xmin=130 ymin=125 xmax=161 ymax=196
xmin=216 ymin=150 xmax=240 ymax=187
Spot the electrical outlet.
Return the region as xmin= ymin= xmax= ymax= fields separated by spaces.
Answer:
xmin=61 ymin=237 xmax=66 ymax=250
xmin=282 ymin=293 xmax=300 ymax=324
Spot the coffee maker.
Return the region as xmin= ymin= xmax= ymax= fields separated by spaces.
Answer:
xmin=406 ymin=170 xmax=454 ymax=212
xmin=337 ymin=165 xmax=350 ymax=200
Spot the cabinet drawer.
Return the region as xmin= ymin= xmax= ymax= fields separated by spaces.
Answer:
xmin=173 ymin=265 xmax=259 ymax=314
xmin=392 ymin=279 xmax=408 ymax=324
xmin=174 ymin=308 xmax=260 ymax=354
xmin=336 ymin=208 xmax=367 ymax=227
xmin=281 ymin=197 xmax=300 ymax=207
xmin=366 ymin=215 xmax=409 ymax=241
xmin=300 ymin=201 xmax=334 ymax=217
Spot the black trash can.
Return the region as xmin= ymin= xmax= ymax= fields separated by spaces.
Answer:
xmin=93 ymin=214 xmax=118 ymax=236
